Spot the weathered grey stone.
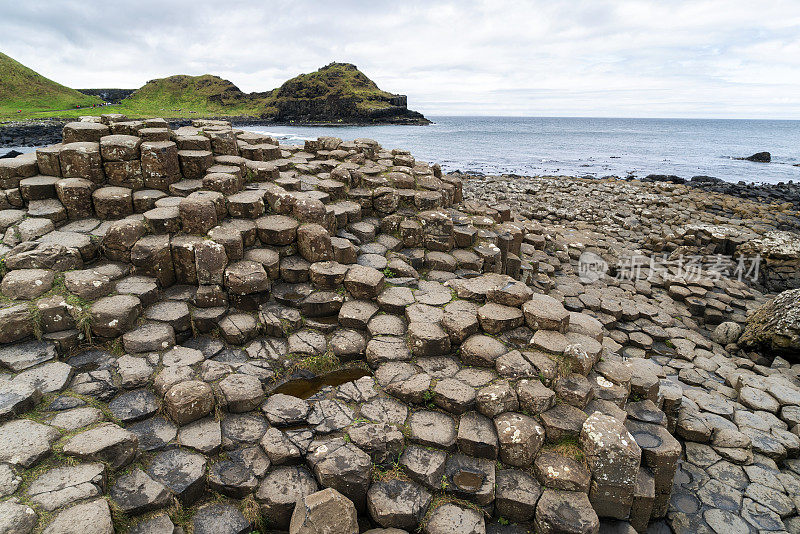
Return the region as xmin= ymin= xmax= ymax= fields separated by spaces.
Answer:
xmin=192 ymin=503 xmax=251 ymax=534
xmin=256 ymin=466 xmax=320 ymax=529
xmin=208 ymin=459 xmax=258 ymax=498
xmin=0 ymin=500 xmax=37 ymax=534
xmin=290 ymin=487 xmax=359 ymax=534
xmin=423 ymin=503 xmax=484 ymax=534
xmin=494 ymin=412 xmax=545 ymax=467
xmin=307 ymin=438 xmax=372 ymax=512
xmin=0 ymin=381 xmax=41 ymax=420
xmin=0 ymin=419 xmax=60 ymax=467
xmin=533 ymin=489 xmax=599 ymax=534
xmin=495 ymin=469 xmax=542 ymax=522
xmin=43 ymin=499 xmax=113 ymax=534
xmin=367 ymin=479 xmax=432 ymax=530
xmin=218 ymin=373 xmax=264 ymax=412
xmin=179 ymin=416 xmax=222 ymax=454
xmin=0 ymin=340 xmax=57 ymax=372
xmin=164 ymin=380 xmax=215 ymax=425
xmin=1 ymin=268 xmax=54 ymax=299
xmin=110 ymin=468 xmax=171 ymax=515
xmin=262 ymin=393 xmax=310 ymax=426
xmin=408 ymin=410 xmax=457 ymax=450
xmin=62 ymin=422 xmax=138 ymax=470
xmin=27 ymin=462 xmax=106 ymax=511
xmin=460 ymin=334 xmax=508 ymax=367
xmin=147 ymin=448 xmax=207 ymax=505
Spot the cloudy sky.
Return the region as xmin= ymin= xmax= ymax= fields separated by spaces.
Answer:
xmin=3 ymin=0 xmax=800 ymax=118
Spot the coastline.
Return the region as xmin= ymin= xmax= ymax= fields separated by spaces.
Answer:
xmin=1 ymin=121 xmax=800 ymax=533
xmin=451 ymin=171 xmax=800 ymax=212
xmin=0 ymin=116 xmax=431 ymax=148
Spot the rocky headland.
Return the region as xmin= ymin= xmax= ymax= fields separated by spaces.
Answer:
xmin=1 ymin=54 xmax=430 ymax=126
xmin=0 ymin=115 xmax=799 ymax=534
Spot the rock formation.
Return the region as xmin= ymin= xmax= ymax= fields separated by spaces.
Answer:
xmin=0 ymin=115 xmax=799 ymax=534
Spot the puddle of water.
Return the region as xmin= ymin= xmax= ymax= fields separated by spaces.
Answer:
xmin=271 ymin=367 xmax=371 ymax=399
xmin=453 ymin=470 xmax=484 ymax=492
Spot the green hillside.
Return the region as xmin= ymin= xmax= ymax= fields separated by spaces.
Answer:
xmin=0 ymin=52 xmax=102 ymax=116
xmin=263 ymin=62 xmax=395 ymax=114
xmin=119 ymin=74 xmax=262 ymax=117
xmin=0 ymin=59 xmax=427 ymax=123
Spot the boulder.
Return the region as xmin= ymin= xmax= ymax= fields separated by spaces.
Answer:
xmin=290 ymin=488 xmax=359 ymax=534
xmin=744 ymin=151 xmax=771 ymax=162
xmin=164 ymin=380 xmax=215 ymax=425
xmin=711 ymin=321 xmax=743 ymax=346
xmin=739 ymin=289 xmax=800 ymax=357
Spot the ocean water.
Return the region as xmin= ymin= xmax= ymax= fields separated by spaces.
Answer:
xmin=241 ymin=116 xmax=800 ymax=185
xmin=3 ymin=116 xmax=798 ymax=184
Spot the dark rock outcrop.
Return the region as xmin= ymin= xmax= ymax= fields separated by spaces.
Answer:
xmin=741 ymin=152 xmax=771 ymax=163
xmin=77 ymin=89 xmax=136 ymax=104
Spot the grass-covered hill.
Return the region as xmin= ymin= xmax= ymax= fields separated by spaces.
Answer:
xmin=1 ymin=58 xmax=427 ymax=124
xmin=119 ymin=74 xmax=261 ymax=117
xmin=259 ymin=62 xmax=410 ymax=120
xmin=0 ymin=52 xmax=102 ymax=117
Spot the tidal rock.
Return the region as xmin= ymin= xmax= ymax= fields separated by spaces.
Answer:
xmin=743 ymin=151 xmax=771 ymax=162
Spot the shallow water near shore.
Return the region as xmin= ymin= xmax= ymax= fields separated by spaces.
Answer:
xmin=242 ymin=115 xmax=800 ymax=184
xmin=3 ymin=115 xmax=799 ymax=184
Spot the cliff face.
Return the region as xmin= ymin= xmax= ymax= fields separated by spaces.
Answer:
xmin=72 ymin=63 xmax=428 ymax=124
xmin=76 ymin=89 xmax=135 ymax=104
xmin=257 ymin=63 xmax=429 ymax=124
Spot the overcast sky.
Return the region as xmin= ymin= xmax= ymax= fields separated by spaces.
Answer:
xmin=3 ymin=0 xmax=800 ymax=118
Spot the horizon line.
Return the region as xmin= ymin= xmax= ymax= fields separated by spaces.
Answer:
xmin=419 ymin=114 xmax=800 ymax=122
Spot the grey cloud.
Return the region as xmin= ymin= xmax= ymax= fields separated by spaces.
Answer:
xmin=1 ymin=0 xmax=799 ymax=117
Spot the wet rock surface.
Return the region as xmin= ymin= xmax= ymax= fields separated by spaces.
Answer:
xmin=0 ymin=118 xmax=799 ymax=533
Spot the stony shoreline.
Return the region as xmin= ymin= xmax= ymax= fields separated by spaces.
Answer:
xmin=0 ymin=116 xmax=429 ymax=149
xmin=1 ymin=115 xmax=800 ymax=534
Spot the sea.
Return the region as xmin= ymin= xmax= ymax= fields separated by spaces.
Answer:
xmin=241 ymin=116 xmax=800 ymax=185
xmin=4 ymin=116 xmax=799 ymax=184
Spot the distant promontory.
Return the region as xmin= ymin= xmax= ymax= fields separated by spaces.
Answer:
xmin=0 ymin=53 xmax=429 ymax=124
